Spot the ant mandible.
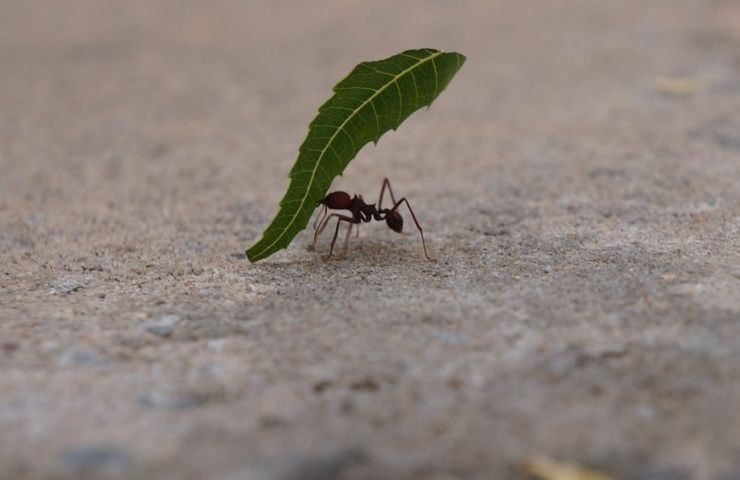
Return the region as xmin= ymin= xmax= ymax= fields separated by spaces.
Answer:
xmin=312 ymin=178 xmax=435 ymax=261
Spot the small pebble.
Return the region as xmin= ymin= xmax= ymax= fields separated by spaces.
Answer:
xmin=138 ymin=391 xmax=204 ymax=410
xmin=206 ymin=338 xmax=227 ymax=352
xmin=62 ymin=446 xmax=130 ymax=475
xmin=59 ymin=347 xmax=107 ymax=367
xmin=282 ymin=448 xmax=368 ymax=480
xmin=654 ymin=77 xmax=702 ymax=96
xmin=432 ymin=330 xmax=465 ymax=345
xmin=226 ymin=448 xmax=367 ymax=480
xmin=51 ymin=279 xmax=85 ymax=295
xmin=349 ymin=377 xmax=380 ymax=392
xmin=185 ymin=243 xmax=203 ymax=252
xmin=1 ymin=342 xmax=19 ymax=353
xmin=137 ymin=314 xmax=180 ymax=338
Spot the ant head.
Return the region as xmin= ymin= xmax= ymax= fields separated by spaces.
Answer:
xmin=385 ymin=210 xmax=403 ymax=233
xmin=320 ymin=191 xmax=352 ymax=209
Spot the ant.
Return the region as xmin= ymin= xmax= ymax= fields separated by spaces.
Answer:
xmin=312 ymin=178 xmax=435 ymax=261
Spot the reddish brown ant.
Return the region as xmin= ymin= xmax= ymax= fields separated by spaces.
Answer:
xmin=312 ymin=178 xmax=435 ymax=261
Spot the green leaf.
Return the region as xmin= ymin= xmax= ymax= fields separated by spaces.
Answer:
xmin=246 ymin=48 xmax=466 ymax=262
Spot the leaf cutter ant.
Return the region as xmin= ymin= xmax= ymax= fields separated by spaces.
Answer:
xmin=312 ymin=178 xmax=435 ymax=261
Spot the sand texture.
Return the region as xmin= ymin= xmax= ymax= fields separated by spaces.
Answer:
xmin=1 ymin=1 xmax=739 ymax=479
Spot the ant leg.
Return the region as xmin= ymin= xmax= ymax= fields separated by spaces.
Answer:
xmin=313 ymin=208 xmax=334 ymax=247
xmin=326 ymin=214 xmax=357 ymax=259
xmin=311 ymin=206 xmax=329 ymax=250
xmin=378 ymin=178 xmax=398 ymax=210
xmin=391 ymin=198 xmax=436 ymax=262
xmin=313 ymin=204 xmax=328 ymax=230
xmin=342 ymin=223 xmax=353 ymax=254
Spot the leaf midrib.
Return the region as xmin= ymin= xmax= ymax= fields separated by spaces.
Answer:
xmin=251 ymin=50 xmax=445 ymax=259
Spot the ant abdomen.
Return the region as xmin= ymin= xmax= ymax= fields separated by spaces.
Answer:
xmin=385 ymin=210 xmax=403 ymax=233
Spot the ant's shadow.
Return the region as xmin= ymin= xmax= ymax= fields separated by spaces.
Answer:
xmin=306 ymin=239 xmax=429 ymax=265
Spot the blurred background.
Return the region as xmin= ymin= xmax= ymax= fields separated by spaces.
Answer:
xmin=1 ymin=1 xmax=739 ymax=479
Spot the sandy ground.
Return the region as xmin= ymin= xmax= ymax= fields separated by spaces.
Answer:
xmin=1 ymin=1 xmax=739 ymax=479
